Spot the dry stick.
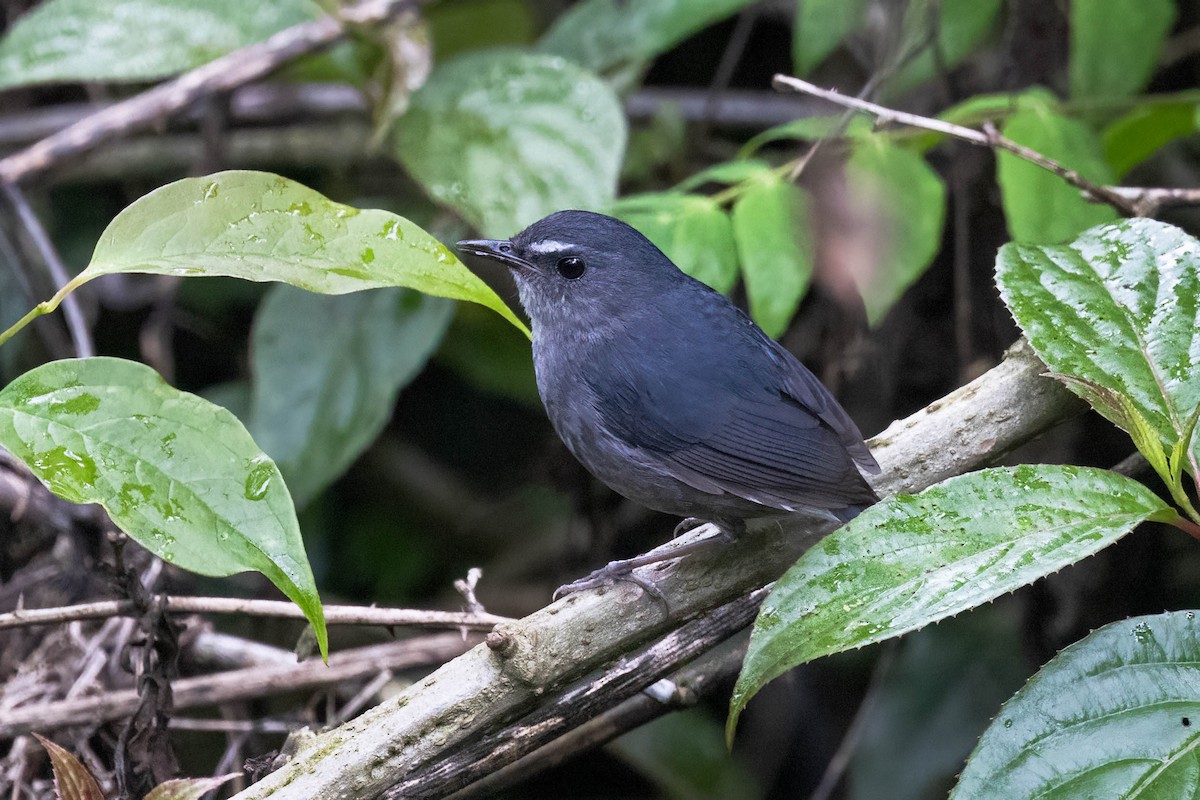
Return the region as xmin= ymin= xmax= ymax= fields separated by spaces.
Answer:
xmin=229 ymin=341 xmax=1084 ymax=800
xmin=0 ymin=0 xmax=419 ymax=185
xmin=0 ymin=596 xmax=511 ymax=632
xmin=1 ymin=182 xmax=93 ymax=357
xmin=384 ymin=589 xmax=769 ymax=800
xmin=0 ymin=633 xmax=478 ymax=738
xmin=771 ymin=74 xmax=1143 ymax=217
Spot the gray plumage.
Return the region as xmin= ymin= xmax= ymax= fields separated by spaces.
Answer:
xmin=458 ymin=210 xmax=879 ymax=530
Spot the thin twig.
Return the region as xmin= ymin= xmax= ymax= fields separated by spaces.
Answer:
xmin=0 ymin=182 xmax=93 ymax=356
xmin=0 ymin=0 xmax=420 ymax=185
xmin=771 ymin=74 xmax=1143 ymax=216
xmin=0 ymin=634 xmax=478 ymax=738
xmin=0 ymin=596 xmax=512 ymax=632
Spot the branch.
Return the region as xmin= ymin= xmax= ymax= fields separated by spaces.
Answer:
xmin=770 ymin=74 xmax=1144 ymax=217
xmin=0 ymin=0 xmax=420 ymax=185
xmin=0 ymin=634 xmax=478 ymax=738
xmin=447 ymin=635 xmax=748 ymax=800
xmin=228 ymin=340 xmax=1084 ymax=800
xmin=0 ymin=596 xmax=511 ymax=632
xmin=385 ymin=589 xmax=768 ymax=798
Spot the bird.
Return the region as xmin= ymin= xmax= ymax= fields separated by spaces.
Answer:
xmin=457 ymin=210 xmax=879 ymax=594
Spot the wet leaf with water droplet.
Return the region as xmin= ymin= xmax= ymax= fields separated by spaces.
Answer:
xmin=249 ymin=285 xmax=453 ymax=508
xmin=728 ymin=465 xmax=1174 ymax=742
xmin=998 ymin=219 xmax=1200 ymax=470
xmin=395 ymin=50 xmax=625 ymax=237
xmin=0 ymin=0 xmax=320 ymax=89
xmin=952 ymin=610 xmax=1200 ymax=799
xmin=0 ymin=357 xmax=327 ymax=658
xmin=83 ymin=170 xmax=527 ymax=336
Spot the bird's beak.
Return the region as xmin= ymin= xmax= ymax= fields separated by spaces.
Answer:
xmin=455 ymin=239 xmax=537 ymax=273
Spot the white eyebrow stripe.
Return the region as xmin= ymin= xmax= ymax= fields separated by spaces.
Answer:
xmin=527 ymin=240 xmax=570 ymax=254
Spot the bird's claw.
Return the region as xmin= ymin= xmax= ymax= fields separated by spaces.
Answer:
xmin=554 ymin=563 xmax=669 ymax=609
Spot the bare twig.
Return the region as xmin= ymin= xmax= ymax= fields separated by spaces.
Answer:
xmin=0 ymin=183 xmax=93 ymax=357
xmin=0 ymin=596 xmax=512 ymax=632
xmin=771 ymin=74 xmax=1143 ymax=216
xmin=0 ymin=634 xmax=477 ymax=738
xmin=0 ymin=0 xmax=419 ymax=185
xmin=1105 ymin=186 xmax=1200 ymax=218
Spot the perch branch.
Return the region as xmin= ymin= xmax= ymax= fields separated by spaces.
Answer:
xmin=384 ymin=589 xmax=768 ymax=798
xmin=0 ymin=596 xmax=511 ymax=632
xmin=228 ymin=339 xmax=1084 ymax=800
xmin=771 ymin=74 xmax=1143 ymax=216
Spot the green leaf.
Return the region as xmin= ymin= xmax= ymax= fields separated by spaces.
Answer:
xmin=844 ymin=138 xmax=946 ymax=324
xmin=537 ymin=0 xmax=751 ymax=74
xmin=1102 ymin=99 xmax=1200 ymax=178
xmin=952 ymin=610 xmax=1200 ymax=799
xmin=673 ymin=159 xmax=773 ymax=193
xmin=0 ymin=0 xmax=319 ymax=89
xmin=250 ymin=285 xmax=453 ymax=509
xmin=394 ymin=49 xmax=625 ymax=238
xmin=793 ymin=0 xmax=866 ymax=75
xmin=731 ymin=177 xmax=814 ymax=337
xmin=848 ymin=609 xmax=1028 ymax=800
xmin=889 ymin=0 xmax=1003 ymax=96
xmin=426 ymin=0 xmax=536 ymax=62
xmin=997 ymin=97 xmax=1118 ymax=244
xmin=1070 ymin=0 xmax=1176 ymax=101
xmin=997 ymin=219 xmax=1200 ymax=467
xmin=611 ymin=193 xmax=739 ymax=293
xmin=740 ymin=115 xmax=873 ymax=157
xmin=0 ymin=357 xmax=327 ymax=658
xmin=729 ymin=465 xmax=1174 ymax=740
xmin=82 ymin=170 xmax=527 ymax=336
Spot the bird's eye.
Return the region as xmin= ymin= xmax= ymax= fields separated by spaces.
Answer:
xmin=556 ymin=256 xmax=586 ymax=280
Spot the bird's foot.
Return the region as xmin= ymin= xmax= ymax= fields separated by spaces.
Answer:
xmin=553 ymin=558 xmax=669 ymax=604
xmin=672 ymin=517 xmax=706 ymax=538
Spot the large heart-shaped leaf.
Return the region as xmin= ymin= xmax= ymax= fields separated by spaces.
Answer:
xmin=81 ymin=170 xmax=526 ymax=335
xmin=250 ymin=285 xmax=454 ymax=508
xmin=0 ymin=0 xmax=319 ymax=89
xmin=997 ymin=219 xmax=1200 ymax=468
xmin=394 ymin=49 xmax=625 ymax=238
xmin=0 ymin=358 xmax=327 ymax=657
xmin=728 ymin=465 xmax=1176 ymax=740
xmin=953 ymin=610 xmax=1200 ymax=799
xmin=537 ymin=0 xmax=750 ymax=74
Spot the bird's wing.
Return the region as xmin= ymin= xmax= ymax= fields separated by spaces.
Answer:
xmin=582 ymin=310 xmax=878 ymax=513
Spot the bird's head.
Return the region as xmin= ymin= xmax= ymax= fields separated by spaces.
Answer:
xmin=456 ymin=210 xmax=682 ymax=334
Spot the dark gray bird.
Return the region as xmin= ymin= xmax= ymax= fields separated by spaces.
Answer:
xmin=458 ymin=210 xmax=879 ymax=590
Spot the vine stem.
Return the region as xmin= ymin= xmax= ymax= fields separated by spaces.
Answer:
xmin=1171 ymin=514 xmax=1200 ymax=542
xmin=0 ymin=272 xmax=92 ymax=350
